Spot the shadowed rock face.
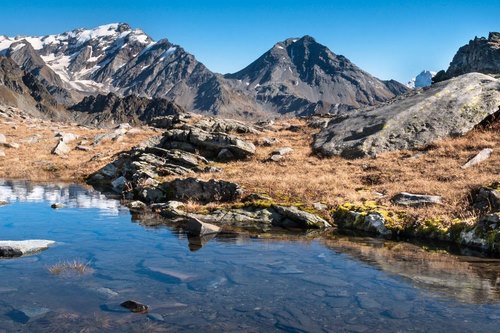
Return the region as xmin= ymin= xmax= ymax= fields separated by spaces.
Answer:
xmin=226 ymin=36 xmax=408 ymax=116
xmin=313 ymin=73 xmax=500 ymax=158
xmin=70 ymin=93 xmax=185 ymax=126
xmin=434 ymin=32 xmax=500 ymax=82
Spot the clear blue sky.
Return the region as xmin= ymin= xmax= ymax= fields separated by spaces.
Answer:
xmin=1 ymin=0 xmax=498 ymax=82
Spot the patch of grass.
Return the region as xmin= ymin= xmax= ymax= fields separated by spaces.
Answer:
xmin=47 ymin=259 xmax=93 ymax=276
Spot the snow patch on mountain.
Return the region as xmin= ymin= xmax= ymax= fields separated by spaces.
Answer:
xmin=407 ymin=70 xmax=437 ymax=88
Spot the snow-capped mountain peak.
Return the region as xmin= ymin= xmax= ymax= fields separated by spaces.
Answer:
xmin=407 ymin=70 xmax=437 ymax=88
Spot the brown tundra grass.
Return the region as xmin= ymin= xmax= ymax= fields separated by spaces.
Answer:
xmin=187 ymin=117 xmax=499 ymax=223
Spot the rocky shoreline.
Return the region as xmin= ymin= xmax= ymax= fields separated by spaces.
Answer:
xmin=85 ymin=112 xmax=500 ymax=255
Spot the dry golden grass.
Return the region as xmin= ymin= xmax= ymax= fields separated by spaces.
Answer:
xmin=1 ymin=111 xmax=498 ymax=223
xmin=179 ymin=118 xmax=499 ymax=222
xmin=0 ymin=114 xmax=158 ymax=182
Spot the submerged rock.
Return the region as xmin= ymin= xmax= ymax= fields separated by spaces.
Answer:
xmin=7 ymin=307 xmax=50 ymax=324
xmin=0 ymin=240 xmax=55 ymax=258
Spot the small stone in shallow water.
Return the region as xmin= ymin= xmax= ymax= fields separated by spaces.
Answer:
xmin=51 ymin=203 xmax=64 ymax=209
xmin=147 ymin=313 xmax=165 ymax=322
xmin=7 ymin=307 xmax=50 ymax=324
xmin=0 ymin=200 xmax=8 ymax=206
xmin=120 ymin=300 xmax=148 ymax=313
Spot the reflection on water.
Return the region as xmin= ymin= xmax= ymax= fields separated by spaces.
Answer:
xmin=0 ymin=180 xmax=126 ymax=215
xmin=0 ymin=182 xmax=499 ymax=332
xmin=323 ymin=237 xmax=500 ymax=304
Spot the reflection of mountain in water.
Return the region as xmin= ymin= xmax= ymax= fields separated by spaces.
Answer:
xmin=323 ymin=237 xmax=500 ymax=304
xmin=0 ymin=180 xmax=127 ymax=216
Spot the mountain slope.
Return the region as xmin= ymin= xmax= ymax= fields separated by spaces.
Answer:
xmin=225 ymin=36 xmax=408 ymax=115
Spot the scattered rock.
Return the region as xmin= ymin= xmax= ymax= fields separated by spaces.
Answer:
xmin=0 ymin=134 xmax=6 ymax=145
xmin=0 ymin=200 xmax=8 ymax=206
xmin=51 ymin=203 xmax=64 ymax=209
xmin=0 ymin=240 xmax=55 ymax=258
xmin=75 ymin=145 xmax=92 ymax=151
xmin=257 ymin=137 xmax=279 ymax=146
xmin=120 ymin=300 xmax=148 ymax=313
xmin=391 ymin=192 xmax=442 ymax=206
xmin=111 ymin=176 xmax=127 ymax=193
xmin=473 ymin=183 xmax=500 ymax=212
xmin=185 ymin=217 xmax=221 ymax=236
xmin=272 ymin=205 xmax=331 ymax=229
xmin=461 ymin=148 xmax=493 ymax=169
xmin=7 ymin=307 xmax=50 ymax=324
xmin=5 ymin=142 xmax=19 ymax=149
xmin=0 ymin=150 xmax=4 ymax=157
xmin=52 ymin=140 xmax=71 ymax=156
xmin=242 ymin=193 xmax=272 ymax=202
xmin=55 ymin=132 xmax=79 ymax=143
xmin=128 ymin=200 xmax=147 ymax=212
xmin=267 ymin=147 xmax=293 ymax=162
xmin=313 ymin=202 xmax=328 ymax=211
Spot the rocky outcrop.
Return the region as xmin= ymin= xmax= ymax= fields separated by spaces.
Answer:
xmin=0 ymin=240 xmax=55 ymax=258
xmin=88 ymin=115 xmax=255 ymax=203
xmin=313 ymin=73 xmax=500 ymax=158
xmin=434 ymin=32 xmax=500 ymax=82
xmin=155 ymin=200 xmax=331 ymax=231
xmin=70 ymin=93 xmax=185 ymax=127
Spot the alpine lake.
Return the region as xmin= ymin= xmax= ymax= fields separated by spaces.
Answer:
xmin=0 ymin=180 xmax=498 ymax=332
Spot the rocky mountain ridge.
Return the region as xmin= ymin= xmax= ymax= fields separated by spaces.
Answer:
xmin=433 ymin=32 xmax=500 ymax=82
xmin=0 ymin=23 xmax=407 ymax=119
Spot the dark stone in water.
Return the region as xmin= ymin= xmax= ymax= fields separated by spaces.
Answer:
xmin=120 ymin=300 xmax=149 ymax=313
xmin=7 ymin=307 xmax=50 ymax=324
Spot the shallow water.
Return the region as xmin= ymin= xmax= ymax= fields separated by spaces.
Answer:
xmin=0 ymin=180 xmax=499 ymax=332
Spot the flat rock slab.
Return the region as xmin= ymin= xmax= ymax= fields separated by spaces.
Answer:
xmin=391 ymin=192 xmax=442 ymax=206
xmin=313 ymin=73 xmax=500 ymax=158
xmin=461 ymin=148 xmax=493 ymax=169
xmin=0 ymin=240 xmax=55 ymax=258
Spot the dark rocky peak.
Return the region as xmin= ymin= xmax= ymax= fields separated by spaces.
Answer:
xmin=70 ymin=92 xmax=185 ymax=126
xmin=434 ymin=31 xmax=500 ymax=83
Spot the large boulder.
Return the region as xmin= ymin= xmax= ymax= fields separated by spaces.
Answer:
xmin=159 ymin=178 xmax=242 ymax=204
xmin=313 ymin=73 xmax=500 ymax=158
